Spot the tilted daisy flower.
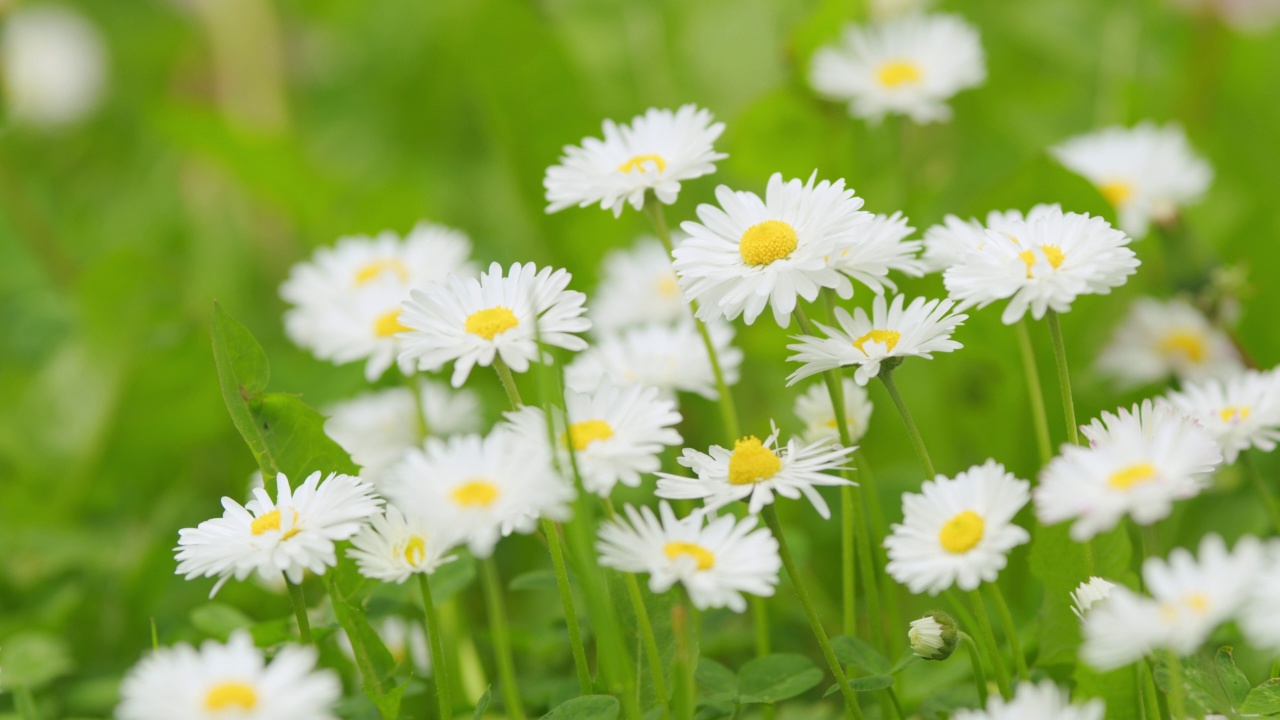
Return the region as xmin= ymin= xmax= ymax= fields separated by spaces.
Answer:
xmin=1036 ymin=401 xmax=1223 ymax=541
xmin=1051 ymin=123 xmax=1212 ymax=237
xmin=338 ymin=616 xmax=431 ymax=676
xmin=565 ymin=319 xmax=743 ymax=401
xmin=943 ymin=207 xmax=1139 ymax=325
xmin=590 ymin=237 xmax=690 ymax=332
xmin=1096 ymin=297 xmax=1243 ymax=387
xmin=655 ymin=423 xmax=854 ymax=519
xmin=544 ymin=105 xmax=726 ymax=217
xmin=1165 ymin=369 xmax=1280 ymax=463
xmin=673 ymin=172 xmax=869 ymax=327
xmin=347 ymin=505 xmax=459 ymax=584
xmin=117 ymin=631 xmax=340 ymax=720
xmin=1071 ymin=577 xmax=1117 ymax=618
xmin=786 ymin=294 xmax=966 ymax=386
xmin=1 ymin=5 xmax=106 ymax=128
xmin=175 ymin=472 xmax=383 ymax=596
xmin=827 ymin=212 xmax=926 ymax=294
xmin=794 ymin=377 xmax=874 ymax=445
xmin=952 ymin=680 xmax=1105 ymax=720
xmin=597 ymin=501 xmax=781 ymax=612
xmin=398 ymin=262 xmax=591 ymax=388
xmin=884 ymin=460 xmax=1031 ymax=595
xmin=809 ymin=13 xmax=985 ymax=124
xmin=921 ymin=204 xmax=1062 ymax=272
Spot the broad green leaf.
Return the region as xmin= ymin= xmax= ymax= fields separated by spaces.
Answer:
xmin=189 ymin=603 xmax=253 ymax=641
xmin=823 ymin=675 xmax=894 ymax=697
xmin=326 ymin=575 xmax=398 ymax=719
xmin=0 ymin=632 xmax=73 ymax=689
xmin=541 ymin=694 xmax=620 ymax=719
xmin=249 ymin=618 xmax=295 ymax=648
xmin=1154 ymin=653 xmax=1220 ymax=716
xmin=1241 ymin=678 xmax=1280 ymax=715
xmin=1030 ymin=522 xmax=1130 ymax=668
xmin=832 ymin=634 xmax=892 ymax=675
xmin=211 ymin=301 xmax=273 ymax=473
xmin=1075 ymin=663 xmax=1140 ymax=720
xmin=474 ymin=686 xmax=491 ymax=719
xmin=696 ymin=657 xmax=738 ymax=696
xmin=737 ymin=653 xmax=823 ymax=704
xmin=1213 ymin=646 xmax=1251 ymax=710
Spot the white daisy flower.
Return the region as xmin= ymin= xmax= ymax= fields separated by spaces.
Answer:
xmin=338 ymin=616 xmax=431 ymax=677
xmin=2 ymin=5 xmax=106 ymax=128
xmin=809 ymin=13 xmax=985 ymax=124
xmin=597 ymin=501 xmax=781 ymax=612
xmin=827 ymin=211 xmax=926 ymax=293
xmin=565 ymin=319 xmax=743 ymax=401
xmin=952 ymin=680 xmax=1105 ymax=720
xmin=674 ymin=172 xmax=868 ymax=327
xmin=1071 ymin=577 xmax=1117 ymax=618
xmin=117 ymin=631 xmax=340 ymax=720
xmin=590 ymin=237 xmax=690 ymax=332
xmin=1239 ymin=542 xmax=1280 ymax=650
xmin=544 ymin=105 xmax=726 ymax=217
xmin=794 ymin=377 xmax=874 ymax=445
xmin=398 ymin=262 xmax=591 ymax=388
xmin=175 ymin=472 xmax=383 ymax=596
xmin=655 ymin=423 xmax=854 ymax=519
xmin=885 ymin=460 xmax=1031 ymax=595
xmin=921 ymin=204 xmax=1062 ymax=273
xmin=347 ymin=506 xmax=459 ymax=584
xmin=1165 ymin=369 xmax=1280 ymax=463
xmin=943 ymin=207 xmax=1139 ymax=325
xmin=786 ymin=294 xmax=967 ymax=386
xmin=1051 ymin=123 xmax=1212 ymax=238
xmin=1096 ymin=297 xmax=1243 ymax=387
xmin=1036 ymin=401 xmax=1223 ymax=542
xmin=382 ymin=430 xmax=574 ymax=558
xmin=325 ymin=381 xmax=482 ymax=484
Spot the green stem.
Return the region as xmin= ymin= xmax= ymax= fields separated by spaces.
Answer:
xmin=1243 ymin=452 xmax=1280 ymax=533
xmin=886 ymin=688 xmax=905 ymax=720
xmin=285 ymin=576 xmax=313 ymax=645
xmin=480 ymin=557 xmax=526 ymax=720
xmin=1016 ymin=319 xmax=1053 ymax=464
xmin=673 ymin=600 xmax=697 ymax=720
xmin=968 ymin=589 xmax=1012 ymax=700
xmin=1167 ymin=652 xmax=1188 ymax=720
xmin=959 ymin=632 xmax=990 ymax=707
xmin=604 ymin=500 xmax=670 ymax=716
xmin=542 ymin=518 xmax=593 ymax=696
xmin=15 ymin=686 xmax=40 ymax=720
xmin=492 ymin=357 xmax=523 ymax=410
xmin=418 ymin=573 xmax=453 ymax=719
xmin=985 ymin=584 xmax=1029 ymax=681
xmin=761 ymin=506 xmax=865 ymax=719
xmin=878 ymin=367 xmax=937 ymax=478
xmin=752 ymin=595 xmax=771 ymax=655
xmin=405 ymin=374 xmax=431 ymax=440
xmin=1140 ymin=660 xmax=1163 ymax=720
xmin=1046 ymin=311 xmax=1080 ymax=446
xmin=841 ymin=486 xmax=856 ymax=636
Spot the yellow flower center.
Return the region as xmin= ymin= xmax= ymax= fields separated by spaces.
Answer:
xmin=739 ymin=220 xmax=799 ymax=266
xmin=464 ymin=307 xmax=518 ymax=340
xmin=403 ymin=535 xmax=427 ymax=565
xmin=354 ymin=258 xmax=410 ymax=286
xmin=451 ymin=479 xmax=499 ymax=508
xmin=664 ymin=541 xmax=716 ymax=570
xmin=655 ymin=273 xmax=680 ymax=297
xmin=1184 ymin=592 xmax=1210 ymax=615
xmin=1098 ymin=180 xmax=1134 ymax=207
xmin=877 ymin=59 xmax=923 ymax=88
xmin=852 ymin=329 xmax=902 ymax=354
xmin=565 ymin=419 xmax=614 ymax=451
xmin=1108 ymin=462 xmax=1157 ymax=490
xmin=1221 ymin=406 xmax=1252 ymax=423
xmin=617 ymin=154 xmax=667 ymax=174
xmin=374 ymin=310 xmax=412 ymax=338
xmin=205 ymin=681 xmax=258 ymax=711
xmin=250 ymin=509 xmax=281 ymax=535
xmin=1018 ymin=244 xmax=1065 ymax=278
xmin=938 ymin=510 xmax=985 ymax=554
xmin=727 ymin=436 xmax=782 ymax=485
xmin=1159 ymin=331 xmax=1207 ymax=364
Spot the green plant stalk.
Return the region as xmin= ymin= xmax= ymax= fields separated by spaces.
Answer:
xmin=761 ymin=506 xmax=865 ymax=719
xmin=856 ymin=451 xmax=902 ymax=656
xmin=1015 ymin=319 xmax=1053 ymax=464
xmin=480 ymin=557 xmax=527 ymax=720
xmin=879 ymin=366 xmax=937 ymax=478
xmin=405 ymin=372 xmax=431 ymax=439
xmin=672 ymin=599 xmax=697 ymax=720
xmin=418 ymin=573 xmax=454 ymax=719
xmin=1139 ymin=660 xmax=1161 ymax=720
xmin=492 ymin=357 xmax=523 ymax=411
xmin=841 ymin=485 xmax=857 ymax=636
xmin=285 ymin=576 xmax=313 ymax=645
xmin=968 ymin=589 xmax=1012 ymax=700
xmin=1166 ymin=652 xmax=1188 ymax=720
xmin=984 ymin=584 xmax=1029 ymax=681
xmin=1045 ymin=311 xmax=1080 ymax=446
xmin=1243 ymin=452 xmax=1280 ymax=533
xmin=959 ymin=632 xmax=990 ymax=707
xmin=604 ymin=499 xmax=671 ymax=717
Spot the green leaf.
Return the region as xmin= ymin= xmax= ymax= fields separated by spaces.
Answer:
xmin=831 ymin=635 xmax=892 ymax=675
xmin=473 ymin=686 xmax=492 ymax=719
xmin=1153 ymin=653 xmax=1221 ymax=716
xmin=509 ymin=569 xmax=559 ymax=591
xmin=326 ymin=575 xmax=398 ymax=719
xmin=737 ymin=653 xmax=823 ymax=704
xmin=1030 ymin=522 xmax=1130 ymax=668
xmin=1075 ymin=663 xmax=1140 ymax=720
xmin=189 ymin=603 xmax=253 ymax=641
xmin=0 ymin=632 xmax=73 ymax=689
xmin=1213 ymin=646 xmax=1251 ymax=710
xmin=609 ymin=573 xmax=680 ymax=708
xmin=696 ymin=657 xmax=738 ymax=696
xmin=540 ymin=694 xmax=620 ymax=719
xmin=1241 ymin=678 xmax=1280 ymax=715
xmin=823 ymin=675 xmax=895 ymax=697
xmin=429 ymin=554 xmax=477 ymax=602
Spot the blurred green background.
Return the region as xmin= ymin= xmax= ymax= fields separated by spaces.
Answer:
xmin=2 ymin=0 xmax=1280 ymax=717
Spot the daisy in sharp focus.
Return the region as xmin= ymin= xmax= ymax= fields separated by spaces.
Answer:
xmin=809 ymin=13 xmax=985 ymax=124
xmin=597 ymin=501 xmax=781 ymax=612
xmin=1051 ymin=123 xmax=1212 ymax=238
xmin=117 ymin=631 xmax=341 ymax=720
xmin=544 ymin=105 xmax=726 ymax=217
xmin=1096 ymin=297 xmax=1243 ymax=387
xmin=827 ymin=211 xmax=926 ymax=294
xmin=565 ymin=319 xmax=743 ymax=401
xmin=175 ymin=472 xmax=383 ymax=596
xmin=1166 ymin=369 xmax=1280 ymax=463
xmin=347 ymin=505 xmax=459 ymax=584
xmin=655 ymin=422 xmax=854 ymax=519
xmin=952 ymin=680 xmax=1105 ymax=720
xmin=590 ymin=237 xmax=690 ymax=332
xmin=921 ymin=204 xmax=1062 ymax=273
xmin=786 ymin=293 xmax=966 ymax=386
xmin=884 ymin=460 xmax=1031 ymax=595
xmin=794 ymin=377 xmax=874 ymax=445
xmin=398 ymin=262 xmax=591 ymax=388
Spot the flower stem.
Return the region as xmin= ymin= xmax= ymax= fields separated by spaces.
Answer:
xmin=761 ymin=506 xmax=865 ymax=719
xmin=1166 ymin=652 xmax=1188 ymax=720
xmin=1140 ymin=660 xmax=1163 ymax=720
xmin=1045 ymin=310 xmax=1080 ymax=446
xmin=1016 ymin=319 xmax=1053 ymax=464
xmin=1243 ymin=452 xmax=1280 ymax=533
xmin=984 ymin=584 xmax=1029 ymax=681
xmin=480 ymin=556 xmax=526 ymax=720
xmin=418 ymin=573 xmax=453 ymax=719
xmin=542 ymin=518 xmax=593 ymax=695
xmin=672 ymin=600 xmax=697 ymax=720
xmin=604 ymin=500 xmax=671 ymax=716
xmin=878 ymin=366 xmax=937 ymax=478
xmin=284 ymin=575 xmax=313 ymax=645
xmin=492 ymin=357 xmax=523 ymax=409
xmin=968 ymin=589 xmax=1012 ymax=700
xmin=959 ymin=632 xmax=990 ymax=707
xmin=404 ymin=373 xmax=431 ymax=440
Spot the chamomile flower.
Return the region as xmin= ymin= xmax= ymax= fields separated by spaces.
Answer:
xmin=565 ymin=319 xmax=743 ymax=400
xmin=117 ymin=631 xmax=340 ymax=720
xmin=674 ymin=172 xmax=868 ymax=327
xmin=827 ymin=212 xmax=926 ymax=293
xmin=1166 ymin=369 xmax=1280 ymax=463
xmin=921 ymin=204 xmax=1062 ymax=272
xmin=809 ymin=13 xmax=986 ymax=124
xmin=382 ymin=430 xmax=573 ymax=558
xmin=786 ymin=294 xmax=966 ymax=386
xmin=398 ymin=262 xmax=591 ymax=388
xmin=175 ymin=472 xmax=383 ymax=596
xmin=591 ymin=237 xmax=690 ymax=332
xmin=2 ymin=5 xmax=106 ymax=128
xmin=347 ymin=506 xmax=459 ymax=584
xmin=1036 ymin=401 xmax=1223 ymax=542
xmin=1051 ymin=123 xmax=1212 ymax=237
xmin=953 ymin=680 xmax=1105 ymax=720
xmin=943 ymin=207 xmax=1139 ymax=324
xmin=597 ymin=501 xmax=781 ymax=612
xmin=544 ymin=105 xmax=726 ymax=217
xmin=885 ymin=460 xmax=1031 ymax=595
xmin=794 ymin=377 xmax=874 ymax=445
xmin=1096 ymin=297 xmax=1243 ymax=386
xmin=338 ymin=616 xmax=430 ymax=676
xmin=1071 ymin=577 xmax=1117 ymax=618
xmin=655 ymin=423 xmax=854 ymax=519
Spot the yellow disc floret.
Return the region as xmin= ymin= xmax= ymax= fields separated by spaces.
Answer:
xmin=1107 ymin=462 xmax=1157 ymax=490
xmin=403 ymin=535 xmax=427 ymax=565
xmin=739 ymin=220 xmax=799 ymax=266
xmin=1158 ymin=331 xmax=1207 ymax=364
xmin=451 ymin=479 xmax=499 ymax=508
xmin=852 ymin=329 xmax=902 ymax=354
xmin=1098 ymin=180 xmax=1134 ymax=207
xmin=664 ymin=541 xmax=716 ymax=570
xmin=205 ymin=682 xmax=258 ymax=711
xmin=354 ymin=258 xmax=410 ymax=286
xmin=727 ymin=436 xmax=782 ymax=486
xmin=374 ymin=310 xmax=412 ymax=338
xmin=1018 ymin=244 xmax=1065 ymax=278
xmin=1220 ymin=406 xmax=1252 ymax=423
xmin=938 ymin=510 xmax=985 ymax=554
xmin=877 ymin=60 xmax=924 ymax=88
xmin=464 ymin=307 xmax=519 ymax=340
xmin=250 ymin=509 xmax=281 ymax=536
xmin=566 ymin=419 xmax=614 ymax=451
xmin=617 ymin=154 xmax=667 ymax=174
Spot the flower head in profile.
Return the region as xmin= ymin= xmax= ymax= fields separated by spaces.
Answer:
xmin=347 ymin=505 xmax=459 ymax=584
xmin=656 ymin=423 xmax=854 ymax=519
xmin=827 ymin=211 xmax=926 ymax=293
xmin=674 ymin=172 xmax=869 ymax=327
xmin=2 ymin=5 xmax=106 ymax=128
xmin=1165 ymin=369 xmax=1280 ymax=463
xmin=597 ymin=502 xmax=781 ymax=612
xmin=953 ymin=680 xmax=1105 ymax=720
xmin=921 ymin=204 xmax=1062 ymax=273
xmin=544 ymin=105 xmax=726 ymax=217
xmin=1051 ymin=123 xmax=1212 ymax=237
xmin=398 ymin=262 xmax=590 ymax=388
xmin=794 ymin=377 xmax=874 ymax=445
xmin=566 ymin=319 xmax=742 ymax=401
xmin=1096 ymin=297 xmax=1243 ymax=387
xmin=117 ymin=631 xmax=340 ymax=720
xmin=909 ymin=611 xmax=958 ymax=660
xmin=786 ymin=294 xmax=966 ymax=386
xmin=591 ymin=237 xmax=689 ymax=332
xmin=809 ymin=13 xmax=985 ymax=124
xmin=885 ymin=460 xmax=1031 ymax=595
xmin=175 ymin=472 xmax=383 ymax=596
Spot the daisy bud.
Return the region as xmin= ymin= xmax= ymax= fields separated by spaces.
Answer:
xmin=1071 ymin=577 xmax=1117 ymax=618
xmin=909 ymin=611 xmax=958 ymax=661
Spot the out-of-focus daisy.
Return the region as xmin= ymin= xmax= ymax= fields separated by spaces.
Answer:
xmin=382 ymin=431 xmax=573 ymax=558
xmin=565 ymin=320 xmax=743 ymax=401
xmin=544 ymin=105 xmax=726 ymax=217
xmin=794 ymin=377 xmax=874 ymax=445
xmin=908 ymin=611 xmax=958 ymax=660
xmin=1239 ymin=543 xmax=1280 ymax=649
xmin=1051 ymin=123 xmax=1212 ymax=238
xmin=1096 ymin=297 xmax=1243 ymax=387
xmin=347 ymin=506 xmax=458 ymax=584
xmin=786 ymin=294 xmax=966 ymax=386
xmin=2 ymin=5 xmax=106 ymax=128
xmin=655 ymin=423 xmax=854 ymax=519
xmin=325 ymin=381 xmax=481 ymax=484
xmin=943 ymin=207 xmax=1139 ymax=325
xmin=1071 ymin=577 xmax=1117 ymax=618
xmin=176 ymin=472 xmax=382 ymax=596
xmin=1166 ymin=369 xmax=1280 ymax=463
xmin=827 ymin=212 xmax=926 ymax=294
xmin=674 ymin=172 xmax=867 ymax=327
xmin=399 ymin=262 xmax=590 ymax=388
xmin=871 ymin=0 xmax=935 ymax=19
xmin=591 ymin=237 xmax=689 ymax=332
xmin=952 ymin=680 xmax=1105 ymax=720
xmin=921 ymin=204 xmax=1062 ymax=273
xmin=117 ymin=631 xmax=340 ymax=720
xmin=885 ymin=460 xmax=1031 ymax=595
xmin=809 ymin=13 xmax=985 ymax=124
xmin=1036 ymin=401 xmax=1223 ymax=541
xmin=1169 ymin=0 xmax=1280 ymax=31
xmin=338 ymin=616 xmax=431 ymax=677
xmin=597 ymin=501 xmax=781 ymax=612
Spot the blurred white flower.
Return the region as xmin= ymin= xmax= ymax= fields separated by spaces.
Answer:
xmin=565 ymin=319 xmax=742 ymax=401
xmin=2 ymin=5 xmax=106 ymax=128
xmin=1169 ymin=0 xmax=1280 ymax=32
xmin=1071 ymin=577 xmax=1117 ymax=618
xmin=953 ymin=680 xmax=1105 ymax=720
xmin=1165 ymin=369 xmax=1280 ymax=463
xmin=793 ymin=377 xmax=874 ymax=445
xmin=1096 ymin=297 xmax=1244 ymax=387
xmin=827 ymin=212 xmax=926 ymax=294
xmin=591 ymin=237 xmax=689 ymax=332
xmin=921 ymin=204 xmax=1062 ymax=273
